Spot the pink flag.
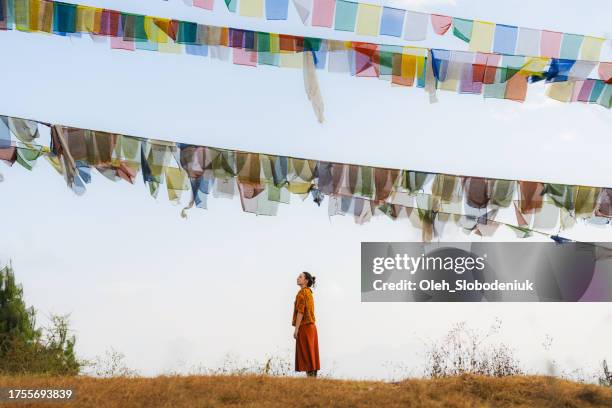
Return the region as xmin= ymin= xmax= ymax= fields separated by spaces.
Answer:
xmin=599 ymin=62 xmax=612 ymax=84
xmin=431 ymin=14 xmax=451 ymax=35
xmin=110 ymin=37 xmax=135 ymax=51
xmin=540 ymin=30 xmax=562 ymax=58
xmin=312 ymin=0 xmax=335 ymax=27
xmin=233 ymin=47 xmax=257 ymax=67
xmin=193 ymin=0 xmax=214 ymax=10
xmin=577 ymin=79 xmax=595 ymax=102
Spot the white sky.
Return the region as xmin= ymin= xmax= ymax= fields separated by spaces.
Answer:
xmin=0 ymin=0 xmax=611 ymax=380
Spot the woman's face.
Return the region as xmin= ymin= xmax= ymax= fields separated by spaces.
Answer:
xmin=297 ymin=273 xmax=307 ymax=287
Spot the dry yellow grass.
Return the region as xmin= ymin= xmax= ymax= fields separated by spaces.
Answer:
xmin=1 ymin=374 xmax=611 ymax=408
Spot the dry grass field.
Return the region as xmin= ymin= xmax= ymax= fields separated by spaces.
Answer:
xmin=1 ymin=373 xmax=612 ymax=407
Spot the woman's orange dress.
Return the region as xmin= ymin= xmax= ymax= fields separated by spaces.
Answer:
xmin=292 ymin=287 xmax=320 ymax=372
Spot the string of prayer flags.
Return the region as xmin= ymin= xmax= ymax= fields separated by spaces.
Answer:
xmin=186 ymin=0 xmax=611 ymax=62
xmin=2 ymin=114 xmax=611 ymax=242
xmin=1 ymin=0 xmax=610 ymax=110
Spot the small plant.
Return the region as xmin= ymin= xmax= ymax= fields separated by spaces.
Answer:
xmin=599 ymin=359 xmax=612 ymax=387
xmin=82 ymin=347 xmax=140 ymax=378
xmin=423 ymin=318 xmax=523 ymax=378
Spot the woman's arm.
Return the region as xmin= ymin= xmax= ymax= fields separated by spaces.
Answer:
xmin=293 ymin=312 xmax=303 ymax=339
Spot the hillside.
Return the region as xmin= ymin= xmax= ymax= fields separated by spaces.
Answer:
xmin=1 ymin=374 xmax=612 ymax=407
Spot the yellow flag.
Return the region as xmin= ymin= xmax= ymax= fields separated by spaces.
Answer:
xmin=239 ymin=0 xmax=263 ymax=17
xmin=355 ymin=4 xmax=382 ymax=37
xmin=469 ymin=21 xmax=495 ymax=53
xmin=546 ymin=81 xmax=574 ymax=102
xmin=580 ymin=36 xmax=605 ymax=61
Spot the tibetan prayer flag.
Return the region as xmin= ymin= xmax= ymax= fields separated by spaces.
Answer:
xmin=76 ymin=5 xmax=98 ymax=33
xmin=504 ymin=72 xmax=528 ymax=102
xmin=293 ymin=0 xmax=312 ymax=24
xmin=266 ymin=0 xmax=289 ymax=19
xmin=239 ymin=0 xmax=263 ymax=18
xmin=493 ymin=24 xmax=518 ymax=55
xmin=580 ymin=36 xmax=605 ymax=61
xmin=391 ymin=50 xmax=416 ymax=86
xmin=469 ymin=21 xmax=494 ymax=53
xmin=546 ymin=81 xmax=574 ymax=102
xmin=37 ymin=0 xmax=55 ymax=33
xmin=54 ymin=1 xmax=77 ymax=33
xmin=28 ymin=0 xmax=40 ymax=31
xmin=589 ymin=79 xmax=605 ymax=102
xmin=379 ymin=6 xmax=404 ymax=37
xmin=568 ymin=60 xmax=597 ymax=80
xmin=334 ymin=0 xmax=357 ymax=32
xmin=577 ymin=79 xmax=595 ymax=102
xmin=144 ymin=15 xmax=166 ymax=43
xmin=600 ymin=62 xmax=612 ymax=83
xmin=452 ymin=17 xmax=472 ymax=43
xmin=559 ymin=33 xmax=583 ymax=60
xmin=431 ymin=14 xmax=451 ymax=36
xmin=600 ymin=84 xmax=612 ymax=108
xmin=186 ymin=43 xmax=208 ymax=56
xmin=225 ymin=0 xmax=237 ymax=12
xmin=177 ymin=21 xmax=197 ymax=44
xmin=516 ymin=27 xmax=540 ymax=56
xmin=122 ymin=14 xmax=147 ymax=41
xmin=240 ymin=0 xmax=264 ymax=17
xmin=355 ymin=3 xmax=381 ymax=36
xmin=540 ymin=30 xmax=562 ymax=58
xmin=14 ymin=0 xmax=29 ymax=32
xmin=111 ymin=36 xmax=135 ymax=51
xmin=403 ymin=10 xmax=428 ymax=41
xmin=194 ymin=0 xmax=214 ymax=10
xmin=312 ymin=0 xmax=334 ymax=27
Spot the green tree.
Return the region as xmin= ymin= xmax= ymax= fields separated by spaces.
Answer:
xmin=0 ymin=262 xmax=82 ymax=375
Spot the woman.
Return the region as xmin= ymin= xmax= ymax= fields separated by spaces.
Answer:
xmin=292 ymin=271 xmax=320 ymax=377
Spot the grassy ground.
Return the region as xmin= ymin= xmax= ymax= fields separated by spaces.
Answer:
xmin=1 ymin=373 xmax=611 ymax=407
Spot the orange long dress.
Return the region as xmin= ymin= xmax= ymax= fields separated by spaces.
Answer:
xmin=292 ymin=287 xmax=320 ymax=372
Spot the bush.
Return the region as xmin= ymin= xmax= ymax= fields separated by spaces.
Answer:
xmin=599 ymin=360 xmax=612 ymax=387
xmin=423 ymin=319 xmax=523 ymax=378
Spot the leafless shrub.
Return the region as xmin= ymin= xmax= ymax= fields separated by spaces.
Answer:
xmin=81 ymin=347 xmax=140 ymax=378
xmin=423 ymin=318 xmax=523 ymax=378
xmin=599 ymin=360 xmax=612 ymax=387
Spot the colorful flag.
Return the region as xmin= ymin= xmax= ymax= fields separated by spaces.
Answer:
xmin=193 ymin=0 xmax=214 ymax=10
xmin=493 ymin=24 xmax=518 ymax=55
xmin=580 ymin=36 xmax=605 ymax=61
xmin=516 ymin=27 xmax=540 ymax=56
xmin=379 ymin=6 xmax=404 ymax=37
xmin=312 ymin=0 xmax=334 ymax=27
xmin=239 ymin=0 xmax=264 ymax=17
xmin=559 ymin=33 xmax=583 ymax=60
xmin=452 ymin=17 xmax=472 ymax=43
xmin=265 ymin=0 xmax=288 ymax=19
xmin=403 ymin=10 xmax=428 ymax=41
xmin=469 ymin=21 xmax=494 ymax=53
xmin=293 ymin=0 xmax=312 ymax=24
xmin=334 ymin=0 xmax=357 ymax=32
xmin=355 ymin=3 xmax=381 ymax=36
xmin=540 ymin=30 xmax=562 ymax=58
xmin=225 ymin=0 xmax=237 ymax=12
xmin=431 ymin=14 xmax=451 ymax=36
